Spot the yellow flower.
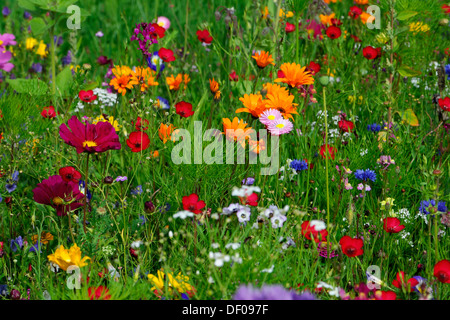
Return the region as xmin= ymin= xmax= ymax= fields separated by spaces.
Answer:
xmin=376 ymin=32 xmax=389 ymax=45
xmin=148 ymin=269 xmax=193 ymax=297
xmin=409 ymin=22 xmax=430 ymax=35
xmin=93 ymin=115 xmax=122 ymax=131
xmin=35 ymin=41 xmax=47 ymax=58
xmin=279 ymin=9 xmax=294 ymax=18
xmin=31 ymin=231 xmax=54 ymax=245
xmin=47 ymin=244 xmax=90 ymax=271
xmin=319 ymin=13 xmax=335 ymax=26
xmin=26 ymin=37 xmax=38 ymax=50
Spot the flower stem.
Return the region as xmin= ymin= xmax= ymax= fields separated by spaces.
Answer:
xmin=323 ymin=87 xmax=330 ymax=236
xmin=83 ymin=153 xmax=90 ymax=233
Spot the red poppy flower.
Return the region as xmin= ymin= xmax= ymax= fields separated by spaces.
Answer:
xmin=59 ymin=116 xmax=121 ymax=154
xmin=229 ymin=70 xmax=239 ymax=81
xmin=182 ymin=193 xmax=206 ymax=214
xmin=331 ymin=18 xmax=342 ymax=26
xmin=349 ymin=6 xmax=363 ymax=18
xmin=392 ymin=271 xmax=418 ymax=291
xmin=326 ymin=26 xmax=341 ymax=39
xmin=339 ymin=236 xmax=364 ymax=257
xmin=338 ymin=119 xmax=355 ymax=132
xmin=196 ymin=29 xmax=213 ymax=44
xmin=175 ymin=101 xmax=195 ymax=118
xmin=41 ymin=106 xmax=57 ymax=119
xmin=285 ymin=22 xmax=296 ymax=33
xmin=375 ymin=291 xmax=397 ymax=300
xmin=438 ymin=97 xmax=450 ymax=112
xmin=88 ymin=286 xmax=111 ymax=300
xmin=362 ymin=46 xmax=378 ymax=60
xmin=443 ymin=4 xmax=450 ymax=14
xmin=307 ymin=61 xmax=321 ymax=75
xmin=319 ymin=144 xmax=337 ymax=160
xmin=245 ymin=193 xmax=258 ymax=206
xmin=301 ymin=221 xmax=328 ymax=243
xmin=158 ymin=47 xmax=175 ymax=62
xmin=383 ymin=217 xmax=405 ymax=233
xmin=434 ymin=260 xmax=450 ymax=283
xmin=126 ymin=131 xmax=150 ymax=152
xmin=350 ymin=35 xmax=362 ymax=42
xmin=150 ymin=23 xmax=166 ymax=39
xmin=277 ymin=70 xmax=285 ymax=78
xmin=78 ymin=90 xmax=97 ymax=103
xmin=32 ymin=175 xmax=85 ymax=216
xmin=59 ymin=166 xmax=82 ymax=183
xmin=133 ymin=116 xmax=149 ymax=131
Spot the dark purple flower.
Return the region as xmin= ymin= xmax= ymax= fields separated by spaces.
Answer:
xmin=31 ymin=63 xmax=42 ymax=73
xmin=2 ymin=7 xmax=11 ymax=17
xmin=23 ymin=12 xmax=32 ymax=20
xmin=62 ymin=51 xmax=72 ymax=66
xmin=53 ymin=36 xmax=63 ymax=46
xmin=242 ymin=177 xmax=255 ymax=185
xmin=10 ymin=236 xmax=23 ymax=252
xmin=233 ymin=284 xmax=316 ymax=300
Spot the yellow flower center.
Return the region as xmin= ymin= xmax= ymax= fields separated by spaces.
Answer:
xmin=158 ymin=21 xmax=165 ymax=27
xmin=0 ymin=40 xmax=3 ymax=46
xmin=83 ymin=140 xmax=97 ymax=148
xmin=276 ymin=123 xmax=285 ymax=129
xmin=268 ymin=115 xmax=275 ymax=120
xmin=53 ymin=197 xmax=64 ymax=205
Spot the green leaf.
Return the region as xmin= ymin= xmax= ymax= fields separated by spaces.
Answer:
xmin=55 ymin=67 xmax=73 ymax=95
xmin=30 ymin=17 xmax=48 ymax=36
xmin=398 ymin=109 xmax=419 ymax=126
xmin=17 ymin=0 xmax=37 ymax=11
xmin=80 ymin=81 xmax=99 ymax=91
xmin=397 ymin=65 xmax=421 ymax=77
xmin=6 ymin=78 xmax=49 ymax=95
xmin=397 ymin=10 xmax=418 ymax=21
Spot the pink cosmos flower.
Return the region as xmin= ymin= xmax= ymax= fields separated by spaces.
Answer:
xmin=0 ymin=50 xmax=14 ymax=72
xmin=267 ymin=118 xmax=294 ymax=136
xmin=156 ymin=16 xmax=171 ymax=30
xmin=0 ymin=33 xmax=17 ymax=50
xmin=259 ymin=109 xmax=283 ymax=126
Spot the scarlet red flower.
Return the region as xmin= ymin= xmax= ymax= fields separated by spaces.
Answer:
xmin=362 ymin=46 xmax=378 ymax=60
xmin=434 ymin=260 xmax=450 ymax=283
xmin=438 ymin=97 xmax=450 ymax=112
xmin=350 ymin=35 xmax=362 ymax=42
xmin=133 ymin=116 xmax=149 ymax=131
xmin=158 ymin=47 xmax=175 ymax=62
xmin=88 ymin=286 xmax=111 ymax=300
xmin=301 ymin=221 xmax=328 ymax=243
xmin=383 ymin=217 xmax=405 ymax=233
xmin=277 ymin=70 xmax=285 ymax=78
xmin=229 ymin=70 xmax=239 ymax=81
xmin=32 ymin=175 xmax=85 ymax=216
xmin=375 ymin=291 xmax=397 ymax=300
xmin=78 ymin=90 xmax=97 ymax=103
xmin=150 ymin=23 xmax=166 ymax=39
xmin=339 ymin=236 xmax=364 ymax=257
xmin=285 ymin=22 xmax=296 ymax=33
xmin=307 ymin=61 xmax=321 ymax=75
xmin=443 ymin=4 xmax=450 ymax=14
xmin=349 ymin=6 xmax=363 ymax=18
xmin=196 ymin=29 xmax=213 ymax=44
xmin=331 ymin=18 xmax=342 ymax=26
xmin=326 ymin=26 xmax=341 ymax=39
xmin=245 ymin=193 xmax=258 ymax=206
xmin=59 ymin=166 xmax=81 ymax=183
xmin=126 ymin=131 xmax=150 ymax=152
xmin=392 ymin=271 xmax=418 ymax=291
xmin=41 ymin=106 xmax=57 ymax=119
xmin=319 ymin=144 xmax=337 ymax=160
xmin=59 ymin=116 xmax=121 ymax=154
xmin=175 ymin=101 xmax=195 ymax=118
xmin=338 ymin=119 xmax=355 ymax=133
xmin=182 ymin=193 xmax=206 ymax=214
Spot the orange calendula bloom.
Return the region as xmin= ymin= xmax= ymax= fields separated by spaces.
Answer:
xmin=319 ymin=13 xmax=336 ymax=26
xmin=183 ymin=74 xmax=191 ymax=87
xmin=109 ymin=65 xmax=135 ymax=95
xmin=131 ymin=67 xmax=159 ymax=91
xmin=264 ymin=92 xmax=298 ymax=120
xmin=249 ymin=139 xmax=265 ymax=154
xmin=166 ymin=74 xmax=183 ymax=90
xmin=209 ymin=78 xmax=221 ymax=101
xmin=354 ymin=0 xmax=368 ymax=4
xmin=252 ymin=51 xmax=275 ymax=68
xmin=274 ymin=62 xmax=314 ymax=88
xmin=158 ymin=123 xmax=177 ymax=144
xmin=236 ymin=94 xmax=267 ymax=117
xmin=261 ymin=6 xmax=269 ymax=19
xmin=222 ymin=117 xmax=254 ymax=142
xmin=263 ymin=83 xmax=289 ymax=97
xmin=359 ymin=12 xmax=371 ymax=24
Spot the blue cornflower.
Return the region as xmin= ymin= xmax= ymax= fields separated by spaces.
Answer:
xmin=367 ymin=123 xmax=381 ymax=132
xmin=10 ymin=236 xmax=23 ymax=252
xmin=290 ymin=159 xmax=308 ymax=172
xmin=79 ymin=180 xmax=92 ymax=201
xmin=29 ymin=242 xmax=42 ymax=253
xmin=0 ymin=284 xmax=8 ymax=297
xmin=147 ymin=51 xmax=165 ymax=72
xmin=157 ymin=96 xmax=170 ymax=109
xmin=6 ymin=171 xmax=19 ymax=193
xmin=131 ymin=185 xmax=143 ymax=196
xmin=139 ymin=215 xmax=147 ymax=225
xmin=445 ymin=64 xmax=450 ymax=80
xmin=419 ymin=200 xmax=447 ymax=215
xmin=354 ymin=169 xmax=376 ymax=182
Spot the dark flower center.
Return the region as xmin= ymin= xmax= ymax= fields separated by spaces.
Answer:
xmin=188 ymin=205 xmax=195 ymax=211
xmin=345 ymin=247 xmax=356 ymax=255
xmin=438 ymin=272 xmax=449 ymax=283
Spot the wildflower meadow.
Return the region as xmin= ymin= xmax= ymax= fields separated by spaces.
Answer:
xmin=0 ymin=0 xmax=450 ymax=305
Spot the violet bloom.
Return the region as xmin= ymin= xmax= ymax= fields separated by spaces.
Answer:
xmin=233 ymin=284 xmax=316 ymax=300
xmin=32 ymin=175 xmax=85 ymax=216
xmin=130 ymin=23 xmax=158 ymax=56
xmin=2 ymin=7 xmax=11 ymax=17
xmin=31 ymin=63 xmax=42 ymax=73
xmin=0 ymin=34 xmax=17 ymax=50
xmin=53 ymin=36 xmax=63 ymax=46
xmin=23 ymin=12 xmax=32 ymax=19
xmin=10 ymin=236 xmax=23 ymax=252
xmin=242 ymin=177 xmax=255 ymax=185
xmin=61 ymin=51 xmax=72 ymax=66
xmin=59 ymin=116 xmax=121 ymax=153
xmin=6 ymin=170 xmax=19 ymax=193
xmin=95 ymin=31 xmax=104 ymax=38
xmin=0 ymin=50 xmax=14 ymax=72
xmin=115 ymin=176 xmax=127 ymax=182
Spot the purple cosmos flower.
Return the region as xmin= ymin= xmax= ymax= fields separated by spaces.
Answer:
xmin=0 ymin=50 xmax=14 ymax=72
xmin=155 ymin=16 xmax=171 ymax=30
xmin=233 ymin=284 xmax=316 ymax=300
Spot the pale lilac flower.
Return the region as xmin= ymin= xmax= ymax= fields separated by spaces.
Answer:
xmin=271 ymin=214 xmax=287 ymax=228
xmin=236 ymin=207 xmax=251 ymax=223
xmin=95 ymin=31 xmax=104 ymax=38
xmin=365 ymin=184 xmax=371 ymax=191
xmin=222 ymin=203 xmax=244 ymax=215
xmin=115 ymin=176 xmax=128 ymax=182
xmin=357 ymin=183 xmax=364 ymax=190
xmin=259 ymin=109 xmax=282 ymax=126
xmin=344 ymin=178 xmax=353 ymax=190
xmin=267 ymin=118 xmax=294 ymax=136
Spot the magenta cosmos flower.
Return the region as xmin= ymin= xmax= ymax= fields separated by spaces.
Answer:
xmin=33 ymin=175 xmax=85 ymax=216
xmin=0 ymin=50 xmax=14 ymax=72
xmin=59 ymin=116 xmax=121 ymax=153
xmin=0 ymin=33 xmax=17 ymax=50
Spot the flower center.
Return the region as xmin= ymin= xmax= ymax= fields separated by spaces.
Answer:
xmin=438 ymin=272 xmax=449 ymax=283
xmin=52 ymin=197 xmax=64 ymax=205
xmin=345 ymin=247 xmax=356 ymax=255
xmin=0 ymin=41 xmax=3 ymax=46
xmin=276 ymin=123 xmax=285 ymax=129
xmin=83 ymin=140 xmax=97 ymax=148
xmin=268 ymin=115 xmax=275 ymax=120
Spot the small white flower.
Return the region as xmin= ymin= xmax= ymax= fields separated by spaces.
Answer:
xmin=130 ymin=240 xmax=143 ymax=249
xmin=310 ymin=220 xmax=326 ymax=231
xmin=231 ymin=185 xmax=261 ymax=197
xmin=208 ymin=276 xmax=215 ymax=284
xmin=236 ymin=207 xmax=251 ymax=223
xmin=261 ymin=265 xmax=274 ymax=273
xmin=225 ymin=243 xmax=241 ymax=250
xmin=211 ymin=243 xmax=220 ymax=249
xmin=222 ymin=203 xmax=244 ymax=215
xmin=271 ymin=214 xmax=287 ymax=228
xmin=173 ymin=210 xmax=194 ymax=219
xmin=168 ymin=231 xmax=173 ymax=238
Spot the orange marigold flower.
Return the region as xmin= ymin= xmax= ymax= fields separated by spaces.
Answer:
xmin=222 ymin=117 xmax=254 ymax=142
xmin=209 ymin=78 xmax=221 ymax=101
xmin=184 ymin=74 xmax=191 ymax=86
xmin=110 ymin=75 xmax=134 ymax=96
xmin=236 ymin=94 xmax=267 ymax=117
xmin=264 ymin=92 xmax=298 ymax=120
xmin=354 ymin=0 xmax=368 ymax=4
xmin=166 ymin=74 xmax=183 ymax=90
xmin=158 ymin=123 xmax=176 ymax=144
xmin=252 ymin=51 xmax=275 ymax=68
xmin=359 ymin=12 xmax=371 ymax=24
xmin=131 ymin=67 xmax=159 ymax=92
xmin=319 ymin=13 xmax=336 ymax=26
xmin=263 ymin=82 xmax=289 ymax=97
xmin=274 ymin=62 xmax=314 ymax=88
